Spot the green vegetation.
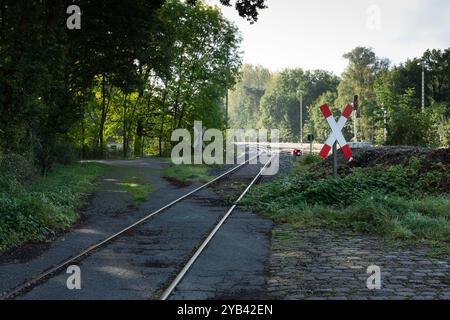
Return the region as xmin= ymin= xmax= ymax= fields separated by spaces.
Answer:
xmin=242 ymin=157 xmax=449 ymax=251
xmin=0 ymin=161 xmax=109 ymax=251
xmin=1 ymin=0 xmax=263 ymax=250
xmin=162 ymin=164 xmax=214 ymax=183
xmin=230 ymin=47 xmax=449 ymax=147
xmin=119 ymin=182 xmax=152 ymax=204
xmin=296 ymin=153 xmax=323 ymax=166
xmin=118 ymin=171 xmax=153 ymax=204
xmin=0 ymin=0 xmax=262 ymax=171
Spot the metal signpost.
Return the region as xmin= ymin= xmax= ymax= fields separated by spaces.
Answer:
xmin=307 ymin=134 xmax=314 ymax=154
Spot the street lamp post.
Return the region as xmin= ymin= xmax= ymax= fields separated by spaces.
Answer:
xmin=381 ymin=103 xmax=387 ymax=143
xmin=419 ymin=61 xmax=425 ymax=113
xmin=421 ymin=63 xmax=425 ymax=113
xmin=225 ymin=61 xmax=229 ymax=128
xmin=298 ymin=91 xmax=303 ymax=144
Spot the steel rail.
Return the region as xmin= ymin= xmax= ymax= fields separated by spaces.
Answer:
xmin=1 ymin=151 xmax=265 ymax=300
xmin=160 ymin=153 xmax=277 ymax=300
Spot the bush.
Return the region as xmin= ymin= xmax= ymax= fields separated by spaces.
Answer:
xmin=162 ymin=163 xmax=213 ymax=182
xmin=52 ymin=142 xmax=79 ymax=165
xmin=0 ymin=152 xmax=37 ymax=183
xmin=0 ymin=162 xmax=109 ymax=251
xmin=298 ymin=153 xmax=322 ymax=166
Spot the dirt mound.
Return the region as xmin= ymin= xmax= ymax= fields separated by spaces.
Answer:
xmin=349 ymin=147 xmax=450 ymax=168
xmin=318 ymin=147 xmax=449 ymax=174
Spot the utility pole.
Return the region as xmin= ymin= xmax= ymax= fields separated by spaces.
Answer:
xmin=225 ymin=34 xmax=231 ymax=129
xmin=381 ymin=103 xmax=387 ymax=143
xmin=225 ymin=61 xmax=229 ymax=129
xmin=297 ymin=90 xmax=303 ymax=144
xmin=300 ymin=93 xmax=303 ymax=143
xmin=421 ymin=61 xmax=425 ymax=113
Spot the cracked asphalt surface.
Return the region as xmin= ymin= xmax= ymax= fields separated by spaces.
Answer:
xmin=0 ymin=157 xmax=273 ymax=300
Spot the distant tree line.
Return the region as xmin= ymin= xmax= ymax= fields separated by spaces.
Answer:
xmin=0 ymin=0 xmax=267 ymax=174
xmin=229 ymin=47 xmax=450 ymax=147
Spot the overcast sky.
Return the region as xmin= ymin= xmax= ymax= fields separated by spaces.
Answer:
xmin=206 ymin=0 xmax=450 ymax=76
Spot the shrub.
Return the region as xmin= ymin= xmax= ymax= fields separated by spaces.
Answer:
xmin=0 ymin=152 xmax=37 ymax=183
xmin=0 ymin=162 xmax=109 ymax=251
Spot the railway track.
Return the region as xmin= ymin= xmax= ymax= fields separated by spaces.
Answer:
xmin=1 ymin=150 xmax=276 ymax=300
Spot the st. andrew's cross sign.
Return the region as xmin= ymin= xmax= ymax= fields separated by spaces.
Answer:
xmin=319 ymin=104 xmax=354 ymax=162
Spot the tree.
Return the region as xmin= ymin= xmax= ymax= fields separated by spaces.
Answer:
xmin=0 ymin=0 xmax=83 ymax=173
xmin=228 ymin=64 xmax=272 ymax=128
xmin=337 ymin=47 xmax=389 ymax=142
xmin=422 ymin=49 xmax=450 ymax=113
xmin=188 ymin=0 xmax=267 ymax=23
xmin=259 ymin=69 xmax=339 ymax=141
xmin=0 ymin=0 xmax=168 ymax=168
xmin=386 ymin=89 xmax=434 ymax=146
xmin=90 ymin=0 xmax=242 ymax=157
xmin=67 ymin=0 xmax=166 ymax=157
xmin=375 ymin=48 xmax=450 ymax=147
xmin=308 ymin=91 xmax=354 ymax=142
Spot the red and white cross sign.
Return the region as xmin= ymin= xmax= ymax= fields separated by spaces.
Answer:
xmin=319 ymin=104 xmax=354 ymax=161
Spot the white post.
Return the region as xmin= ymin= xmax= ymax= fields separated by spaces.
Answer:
xmin=421 ymin=63 xmax=425 ymax=113
xmin=300 ymin=93 xmax=303 ymax=144
xmin=382 ymin=104 xmax=387 ymax=143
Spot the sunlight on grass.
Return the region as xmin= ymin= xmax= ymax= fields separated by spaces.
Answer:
xmin=162 ymin=164 xmax=214 ymax=183
xmin=117 ymin=178 xmax=153 ymax=204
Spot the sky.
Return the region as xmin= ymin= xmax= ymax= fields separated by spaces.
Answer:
xmin=206 ymin=0 xmax=450 ymax=76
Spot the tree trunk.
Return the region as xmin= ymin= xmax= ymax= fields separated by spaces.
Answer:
xmin=123 ymin=94 xmax=128 ymax=158
xmin=81 ymin=120 xmax=86 ymax=158
xmin=98 ymin=74 xmax=107 ymax=158
xmin=158 ymin=92 xmax=168 ymax=157
xmin=134 ymin=119 xmax=143 ymax=158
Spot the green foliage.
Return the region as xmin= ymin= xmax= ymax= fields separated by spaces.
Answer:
xmin=231 ymin=47 xmax=449 ymax=148
xmin=75 ymin=0 xmax=243 ymax=159
xmin=259 ymin=69 xmax=340 ymax=142
xmin=118 ymin=181 xmax=153 ymax=204
xmin=229 ymin=64 xmax=272 ymax=129
xmin=0 ymin=162 xmax=109 ymax=251
xmin=297 ymin=153 xmax=323 ymax=166
xmin=308 ymin=91 xmax=354 ymax=142
xmin=242 ymin=157 xmax=449 ymax=243
xmin=386 ymin=89 xmax=435 ymax=146
xmin=1 ymin=0 xmax=243 ymax=168
xmin=373 ymin=48 xmax=450 ymax=146
xmin=116 ymin=167 xmax=153 ymax=204
xmin=162 ymin=164 xmax=213 ymax=183
xmin=0 ymin=152 xmax=37 ymax=184
xmin=188 ymin=0 xmax=267 ymax=23
xmin=335 ymin=47 xmax=389 ymax=142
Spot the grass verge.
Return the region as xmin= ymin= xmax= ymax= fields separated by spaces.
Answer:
xmin=117 ymin=170 xmax=153 ymax=204
xmin=0 ymin=162 xmax=110 ymax=252
xmin=162 ymin=163 xmax=214 ymax=183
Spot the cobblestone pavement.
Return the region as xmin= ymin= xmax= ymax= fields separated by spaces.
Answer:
xmin=268 ymin=225 xmax=449 ymax=300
